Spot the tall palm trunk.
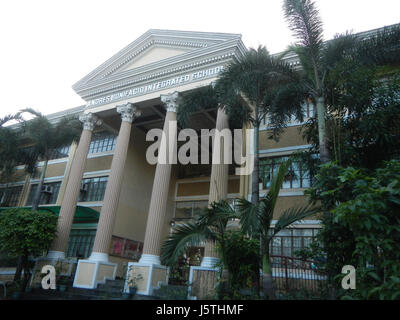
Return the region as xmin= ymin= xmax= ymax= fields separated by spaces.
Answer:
xmin=32 ymin=158 xmax=48 ymax=211
xmin=315 ymin=96 xmax=330 ymax=164
xmin=261 ymin=241 xmax=275 ymax=299
xmin=251 ymin=122 xmax=260 ymax=205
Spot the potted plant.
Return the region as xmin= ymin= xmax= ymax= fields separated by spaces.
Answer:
xmin=126 ymin=266 xmax=143 ymax=297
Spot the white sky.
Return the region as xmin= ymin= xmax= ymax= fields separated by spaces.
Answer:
xmin=0 ymin=0 xmax=399 ymax=118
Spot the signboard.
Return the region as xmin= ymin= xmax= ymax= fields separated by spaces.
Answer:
xmin=86 ymin=65 xmax=224 ymax=108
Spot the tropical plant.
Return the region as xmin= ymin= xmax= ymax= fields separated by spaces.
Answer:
xmin=177 ymin=47 xmax=303 ymax=205
xmin=161 ymin=159 xmax=318 ymax=298
xmin=216 ymin=230 xmax=260 ymax=298
xmin=282 ymin=0 xmax=359 ymax=164
xmin=0 ymin=114 xmax=23 ymax=184
xmin=306 ymin=160 xmax=400 ymax=299
xmin=161 ymin=200 xmax=237 ymax=268
xmin=0 ymin=208 xmax=58 ymax=290
xmin=236 ymin=158 xmax=319 ymax=298
xmin=18 ymin=108 xmax=81 ymax=211
xmin=282 ymin=1 xmax=400 ymax=165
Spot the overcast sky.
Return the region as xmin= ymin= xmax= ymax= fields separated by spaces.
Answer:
xmin=0 ymin=0 xmax=399 ymax=119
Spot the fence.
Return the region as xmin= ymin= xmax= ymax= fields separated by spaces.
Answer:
xmin=270 ymin=255 xmax=327 ymax=293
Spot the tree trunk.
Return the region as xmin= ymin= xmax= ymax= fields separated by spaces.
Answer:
xmin=316 ymin=96 xmax=330 ymax=164
xmin=13 ymin=256 xmax=23 ymax=282
xmin=251 ymin=123 xmax=260 ymax=205
xmin=262 ymin=252 xmax=275 ymax=299
xmin=32 ymin=159 xmax=48 ymax=211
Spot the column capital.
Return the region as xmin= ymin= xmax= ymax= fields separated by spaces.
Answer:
xmin=79 ymin=113 xmax=101 ymax=131
xmin=160 ymin=91 xmax=179 ymax=113
xmin=117 ymin=103 xmax=141 ymax=123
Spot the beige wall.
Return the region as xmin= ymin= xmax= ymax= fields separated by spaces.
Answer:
xmin=176 ymin=176 xmax=240 ymax=197
xmin=84 ymin=155 xmax=113 ymax=173
xmin=259 ymin=125 xmax=307 ymax=150
xmin=273 ymin=195 xmax=320 ymax=220
xmin=112 ymin=127 xmax=156 ymax=243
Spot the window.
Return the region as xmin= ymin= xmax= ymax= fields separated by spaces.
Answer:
xmin=88 ymin=132 xmax=117 ymax=154
xmin=78 ymin=177 xmax=108 ymax=202
xmin=0 ymin=185 xmax=23 ymax=207
xmin=269 ymin=228 xmax=320 ymax=258
xmin=48 ymin=145 xmax=71 ymax=160
xmin=175 ymin=200 xmax=209 ymax=220
xmin=174 ymin=199 xmax=238 ymax=220
xmin=66 ymin=229 xmax=96 ymax=258
xmin=26 ymin=181 xmax=61 ymax=206
xmin=259 ymin=156 xmax=315 ymax=189
xmin=262 ymin=102 xmax=315 ymax=127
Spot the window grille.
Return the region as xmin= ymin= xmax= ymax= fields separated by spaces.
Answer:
xmin=66 ymin=229 xmax=96 ymax=258
xmin=269 ymin=228 xmax=320 ymax=258
xmin=0 ymin=186 xmax=23 ymax=207
xmin=88 ymin=132 xmax=117 ymax=154
xmin=78 ymin=177 xmax=108 ymax=202
xmin=25 ymin=181 xmax=61 ymax=206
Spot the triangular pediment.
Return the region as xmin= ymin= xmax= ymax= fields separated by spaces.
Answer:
xmin=73 ymin=30 xmax=245 ymax=95
xmin=119 ymin=46 xmax=192 ymax=72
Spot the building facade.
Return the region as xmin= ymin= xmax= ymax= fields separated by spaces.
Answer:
xmin=0 ymin=29 xmax=320 ymax=296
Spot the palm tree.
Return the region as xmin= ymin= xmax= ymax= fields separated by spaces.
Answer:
xmin=282 ymin=0 xmax=360 ymax=164
xmin=178 ymin=46 xmax=302 ymax=205
xmin=282 ymin=1 xmax=400 ymax=165
xmin=236 ymin=158 xmax=318 ymax=298
xmin=161 ymin=159 xmax=318 ymax=298
xmin=18 ymin=108 xmax=82 ymax=211
xmin=0 ymin=114 xmax=26 ymax=206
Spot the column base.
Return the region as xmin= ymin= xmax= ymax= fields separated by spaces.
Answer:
xmin=46 ymin=250 xmax=66 ymax=260
xmin=73 ymin=258 xmax=117 ymax=289
xmin=138 ymin=254 xmax=161 ymax=265
xmin=188 ymin=265 xmax=219 ymax=300
xmin=200 ymin=256 xmax=219 ymax=268
xmin=125 ymin=258 xmax=168 ymax=296
xmin=89 ymin=252 xmax=109 ymax=262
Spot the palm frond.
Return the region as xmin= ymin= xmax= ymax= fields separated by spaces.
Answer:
xmin=353 ymin=23 xmax=400 ymax=67
xmin=283 ymin=0 xmax=324 ymax=62
xmin=272 ymin=204 xmax=320 ymax=237
xmin=0 ymin=114 xmax=22 ymax=127
xmin=160 ymin=222 xmax=212 ymax=266
xmin=177 ymin=85 xmax=219 ymax=128
xmin=322 ymin=31 xmax=358 ymax=72
xmin=267 ymin=159 xmax=292 ymax=209
xmin=237 ymin=197 xmax=264 ymax=236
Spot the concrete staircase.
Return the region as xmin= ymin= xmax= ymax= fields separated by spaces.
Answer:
xmin=22 ymin=279 xmax=127 ymax=300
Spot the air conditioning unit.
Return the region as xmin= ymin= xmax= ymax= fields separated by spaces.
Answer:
xmin=80 ymin=183 xmax=89 ymax=192
xmin=41 ymin=185 xmax=53 ymax=194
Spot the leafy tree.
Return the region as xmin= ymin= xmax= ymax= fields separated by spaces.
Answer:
xmin=18 ymin=108 xmax=81 ymax=211
xmin=0 ymin=208 xmax=58 ymax=290
xmin=305 ymin=160 xmax=400 ymax=299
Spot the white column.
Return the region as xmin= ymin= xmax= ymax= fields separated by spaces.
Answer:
xmin=48 ymin=113 xmax=101 ymax=260
xmin=139 ymin=91 xmax=178 ymax=265
xmin=89 ymin=103 xmax=141 ymax=262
